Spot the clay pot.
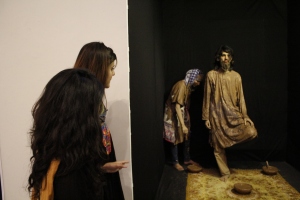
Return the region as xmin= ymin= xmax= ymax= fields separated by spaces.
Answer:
xmin=234 ymin=183 xmax=252 ymax=194
xmin=187 ymin=165 xmax=203 ymax=173
xmin=262 ymin=166 xmax=278 ymax=175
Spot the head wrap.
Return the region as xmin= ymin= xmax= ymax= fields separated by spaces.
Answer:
xmin=184 ymin=69 xmax=202 ymax=85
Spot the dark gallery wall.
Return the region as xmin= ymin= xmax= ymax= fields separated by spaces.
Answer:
xmin=129 ymin=0 xmax=165 ymax=200
xmin=129 ymin=0 xmax=299 ymax=199
xmin=287 ymin=1 xmax=300 ymax=171
xmin=162 ymin=0 xmax=287 ymax=163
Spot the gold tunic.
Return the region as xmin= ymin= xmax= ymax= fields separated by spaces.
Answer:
xmin=164 ymin=80 xmax=191 ymax=144
xmin=202 ymin=69 xmax=257 ymax=148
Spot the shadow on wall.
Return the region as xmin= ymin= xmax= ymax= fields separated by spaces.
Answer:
xmin=105 ymin=99 xmax=130 ymax=161
xmin=105 ymin=99 xmax=131 ymax=199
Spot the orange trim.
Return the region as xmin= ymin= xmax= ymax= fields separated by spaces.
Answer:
xmin=31 ymin=159 xmax=60 ymax=200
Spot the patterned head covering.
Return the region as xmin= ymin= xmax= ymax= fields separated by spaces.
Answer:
xmin=184 ymin=69 xmax=202 ymax=85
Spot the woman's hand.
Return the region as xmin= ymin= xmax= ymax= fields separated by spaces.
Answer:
xmin=101 ymin=161 xmax=129 ymax=173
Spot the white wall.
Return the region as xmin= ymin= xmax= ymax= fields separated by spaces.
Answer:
xmin=0 ymin=0 xmax=132 ymax=199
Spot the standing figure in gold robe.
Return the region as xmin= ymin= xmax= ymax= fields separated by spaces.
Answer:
xmin=202 ymin=45 xmax=257 ymax=181
xmin=164 ymin=69 xmax=204 ymax=171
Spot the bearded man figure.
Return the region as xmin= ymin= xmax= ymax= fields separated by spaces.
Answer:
xmin=202 ymin=45 xmax=258 ymax=181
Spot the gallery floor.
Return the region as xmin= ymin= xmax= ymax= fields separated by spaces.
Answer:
xmin=155 ymin=161 xmax=300 ymax=200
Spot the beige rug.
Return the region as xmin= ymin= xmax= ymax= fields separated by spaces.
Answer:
xmin=186 ymin=168 xmax=300 ymax=200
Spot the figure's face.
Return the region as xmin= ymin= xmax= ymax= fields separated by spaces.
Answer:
xmin=220 ymin=51 xmax=232 ymax=71
xmin=192 ymin=74 xmax=204 ymax=87
xmin=105 ymin=61 xmax=116 ymax=88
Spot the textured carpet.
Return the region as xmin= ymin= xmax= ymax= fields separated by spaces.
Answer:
xmin=186 ymin=168 xmax=300 ymax=200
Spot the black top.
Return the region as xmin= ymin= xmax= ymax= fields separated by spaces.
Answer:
xmin=103 ymin=141 xmax=125 ymax=200
xmin=53 ymin=168 xmax=88 ymax=200
xmin=53 ymin=141 xmax=124 ymax=200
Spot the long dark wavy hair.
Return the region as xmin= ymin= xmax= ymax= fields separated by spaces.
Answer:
xmin=28 ymin=68 xmax=108 ymax=199
xmin=74 ymin=42 xmax=117 ymax=86
xmin=214 ymin=45 xmax=235 ymax=71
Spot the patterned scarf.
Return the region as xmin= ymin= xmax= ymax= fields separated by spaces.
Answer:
xmin=184 ymin=69 xmax=202 ymax=85
xmin=99 ymin=107 xmax=112 ymax=155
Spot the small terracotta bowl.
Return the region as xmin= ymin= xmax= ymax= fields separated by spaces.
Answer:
xmin=187 ymin=165 xmax=203 ymax=173
xmin=262 ymin=166 xmax=278 ymax=175
xmin=234 ymin=183 xmax=252 ymax=194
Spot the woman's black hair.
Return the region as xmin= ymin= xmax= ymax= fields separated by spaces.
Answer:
xmin=28 ymin=68 xmax=107 ymax=199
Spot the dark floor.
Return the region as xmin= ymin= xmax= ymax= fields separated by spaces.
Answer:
xmin=155 ymin=161 xmax=300 ymax=200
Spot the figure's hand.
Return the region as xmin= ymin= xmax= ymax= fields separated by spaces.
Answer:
xmin=205 ymin=120 xmax=211 ymax=129
xmin=244 ymin=118 xmax=254 ymax=126
xmin=101 ymin=161 xmax=129 ymax=173
xmin=182 ymin=125 xmax=189 ymax=134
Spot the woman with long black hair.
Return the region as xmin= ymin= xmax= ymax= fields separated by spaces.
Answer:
xmin=28 ymin=68 xmax=127 ymax=200
xmin=74 ymin=42 xmax=128 ymax=199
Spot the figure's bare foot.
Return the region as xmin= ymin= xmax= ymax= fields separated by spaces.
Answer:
xmin=184 ymin=160 xmax=201 ymax=167
xmin=219 ymin=174 xmax=230 ymax=182
xmin=173 ymin=163 xmax=184 ymax=171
